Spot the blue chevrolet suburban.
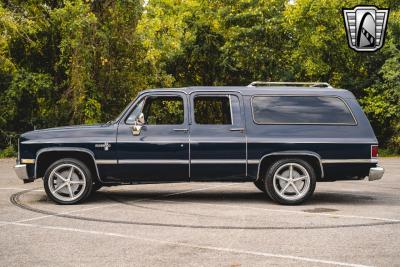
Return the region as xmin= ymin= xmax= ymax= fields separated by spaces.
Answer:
xmin=14 ymin=82 xmax=384 ymax=205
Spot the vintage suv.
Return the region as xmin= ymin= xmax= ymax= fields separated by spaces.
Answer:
xmin=14 ymin=82 xmax=384 ymax=205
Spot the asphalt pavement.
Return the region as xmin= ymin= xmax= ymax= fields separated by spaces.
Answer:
xmin=0 ymin=158 xmax=399 ymax=267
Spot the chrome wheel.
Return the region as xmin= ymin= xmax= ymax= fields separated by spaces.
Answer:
xmin=272 ymin=163 xmax=311 ymax=201
xmin=48 ymin=163 xmax=87 ymax=202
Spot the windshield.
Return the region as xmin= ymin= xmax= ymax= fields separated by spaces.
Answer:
xmin=109 ymin=99 xmax=135 ymax=124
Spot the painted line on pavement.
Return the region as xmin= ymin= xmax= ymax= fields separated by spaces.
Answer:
xmin=2 ymin=221 xmax=372 ymax=267
xmin=1 ymin=184 xmax=236 ymax=227
xmin=157 ymin=199 xmax=400 ymax=223
xmin=0 ymin=187 xmax=44 ymax=192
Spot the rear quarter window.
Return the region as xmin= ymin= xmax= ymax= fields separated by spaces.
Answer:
xmin=251 ymin=96 xmax=356 ymax=125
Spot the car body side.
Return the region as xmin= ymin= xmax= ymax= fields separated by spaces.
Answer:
xmin=15 ymin=86 xmax=381 ymax=184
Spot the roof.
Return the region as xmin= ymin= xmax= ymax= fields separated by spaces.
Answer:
xmin=140 ymin=86 xmax=356 ymax=99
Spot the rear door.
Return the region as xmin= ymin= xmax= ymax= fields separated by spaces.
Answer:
xmin=189 ymin=92 xmax=247 ymax=180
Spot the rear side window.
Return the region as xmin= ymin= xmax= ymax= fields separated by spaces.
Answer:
xmin=194 ymin=96 xmax=233 ymax=125
xmin=252 ymin=96 xmax=356 ymax=125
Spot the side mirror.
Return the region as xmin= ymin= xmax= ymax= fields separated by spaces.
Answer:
xmin=137 ymin=113 xmax=145 ymax=125
xmin=131 ymin=124 xmax=142 ymax=136
xmin=131 ymin=113 xmax=145 ymax=136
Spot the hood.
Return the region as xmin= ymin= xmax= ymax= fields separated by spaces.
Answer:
xmin=20 ymin=123 xmax=115 ymax=143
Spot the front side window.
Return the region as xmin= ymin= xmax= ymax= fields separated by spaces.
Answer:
xmin=252 ymin=96 xmax=356 ymax=125
xmin=194 ymin=96 xmax=235 ymax=125
xmin=126 ymin=98 xmax=145 ymax=124
xmin=126 ymin=95 xmax=184 ymax=125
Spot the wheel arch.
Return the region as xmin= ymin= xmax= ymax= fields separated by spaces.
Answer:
xmin=256 ymin=151 xmax=324 ymax=181
xmin=35 ymin=147 xmax=101 ymax=182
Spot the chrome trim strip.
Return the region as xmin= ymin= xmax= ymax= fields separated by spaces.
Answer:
xmin=95 ymin=160 xmax=118 ymax=164
xmin=255 ymin=151 xmax=324 ymax=181
xmin=22 ymin=140 xmax=116 ymax=144
xmin=191 ymin=159 xmax=246 ymax=164
xmin=321 ymin=159 xmax=378 ymax=164
xmin=22 ymin=140 xmax=376 ymax=145
xmin=23 ymin=139 xmax=377 ymax=145
xmin=21 ymin=159 xmax=35 ymax=164
xmin=247 ymin=159 xmax=260 ymax=164
xmin=250 ymin=95 xmax=358 ymax=126
xmin=119 ymin=159 xmax=189 ymax=164
xmin=247 ymin=139 xmax=377 ymax=144
xmin=191 ymin=140 xmax=245 ymax=144
xmin=117 ymin=140 xmax=189 ymax=144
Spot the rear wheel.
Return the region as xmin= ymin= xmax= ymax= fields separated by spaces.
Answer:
xmin=43 ymin=158 xmax=93 ymax=204
xmin=264 ymin=158 xmax=316 ymax=205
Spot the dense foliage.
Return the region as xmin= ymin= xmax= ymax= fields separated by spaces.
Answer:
xmin=0 ymin=0 xmax=399 ymax=156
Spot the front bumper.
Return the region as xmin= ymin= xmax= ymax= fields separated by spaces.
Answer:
xmin=14 ymin=164 xmax=30 ymax=181
xmin=368 ymin=166 xmax=384 ymax=181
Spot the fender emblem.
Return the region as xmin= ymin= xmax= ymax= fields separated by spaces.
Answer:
xmin=95 ymin=142 xmax=111 ymax=151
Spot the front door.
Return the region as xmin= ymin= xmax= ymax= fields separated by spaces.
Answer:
xmin=116 ymin=92 xmax=189 ymax=182
xmin=189 ymin=92 xmax=247 ymax=180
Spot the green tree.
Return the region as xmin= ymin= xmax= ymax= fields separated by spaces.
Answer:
xmin=360 ymin=9 xmax=400 ymax=152
xmin=218 ymin=0 xmax=289 ymax=85
xmin=53 ymin=0 xmax=144 ymax=123
xmin=0 ymin=0 xmax=399 ymax=155
xmin=0 ymin=0 xmax=145 ymax=154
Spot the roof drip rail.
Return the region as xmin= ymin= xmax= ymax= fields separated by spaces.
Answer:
xmin=247 ymin=81 xmax=333 ymax=88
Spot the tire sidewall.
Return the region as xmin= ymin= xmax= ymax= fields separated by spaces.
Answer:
xmin=264 ymin=158 xmax=316 ymax=205
xmin=43 ymin=158 xmax=93 ymax=205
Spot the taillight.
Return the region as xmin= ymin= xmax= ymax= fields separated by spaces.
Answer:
xmin=371 ymin=145 xmax=378 ymax=158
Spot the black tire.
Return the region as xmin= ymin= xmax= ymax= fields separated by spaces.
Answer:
xmin=264 ymin=158 xmax=316 ymax=205
xmin=43 ymin=158 xmax=93 ymax=204
xmin=253 ymin=179 xmax=266 ymax=192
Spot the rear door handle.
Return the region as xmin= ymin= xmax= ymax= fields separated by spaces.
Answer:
xmin=173 ymin=128 xmax=188 ymax=132
xmin=230 ymin=128 xmax=245 ymax=132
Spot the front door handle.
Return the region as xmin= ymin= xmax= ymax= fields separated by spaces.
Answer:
xmin=173 ymin=128 xmax=188 ymax=132
xmin=230 ymin=128 xmax=245 ymax=132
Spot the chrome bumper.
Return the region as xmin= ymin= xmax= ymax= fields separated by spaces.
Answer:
xmin=368 ymin=166 xmax=384 ymax=181
xmin=14 ymin=164 xmax=29 ymax=181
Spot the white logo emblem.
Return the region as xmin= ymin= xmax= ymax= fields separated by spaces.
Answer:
xmin=95 ymin=142 xmax=111 ymax=151
xmin=343 ymin=6 xmax=389 ymax=52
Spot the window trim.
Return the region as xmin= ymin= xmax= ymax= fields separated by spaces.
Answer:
xmin=124 ymin=93 xmax=186 ymax=126
xmin=192 ymin=94 xmax=235 ymax=126
xmin=250 ymin=95 xmax=358 ymax=126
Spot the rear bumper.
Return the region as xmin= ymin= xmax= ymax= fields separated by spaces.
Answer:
xmin=14 ymin=164 xmax=30 ymax=181
xmin=368 ymin=166 xmax=384 ymax=181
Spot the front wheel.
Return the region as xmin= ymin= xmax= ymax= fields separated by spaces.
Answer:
xmin=43 ymin=158 xmax=93 ymax=204
xmin=264 ymin=159 xmax=316 ymax=205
